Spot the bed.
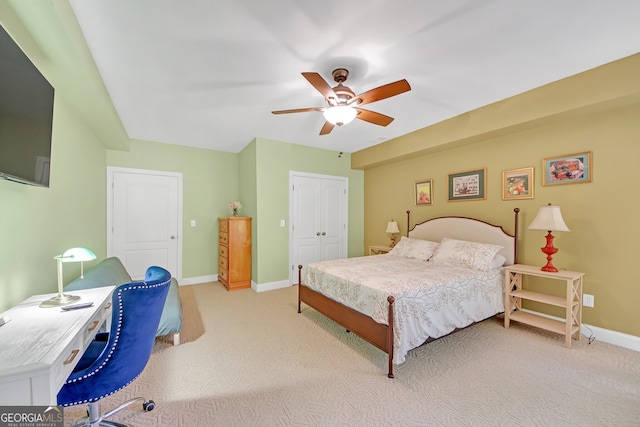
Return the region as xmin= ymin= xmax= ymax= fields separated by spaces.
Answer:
xmin=297 ymin=208 xmax=520 ymax=377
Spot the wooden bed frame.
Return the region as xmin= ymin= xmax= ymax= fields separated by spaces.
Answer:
xmin=297 ymin=208 xmax=520 ymax=378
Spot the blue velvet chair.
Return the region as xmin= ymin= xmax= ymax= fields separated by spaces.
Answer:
xmin=58 ymin=266 xmax=172 ymax=427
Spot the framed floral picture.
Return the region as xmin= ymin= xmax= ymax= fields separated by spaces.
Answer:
xmin=447 ymin=168 xmax=486 ymax=202
xmin=415 ymin=179 xmax=433 ymax=206
xmin=543 ymin=151 xmax=592 ymax=185
xmin=502 ymin=167 xmax=534 ymax=200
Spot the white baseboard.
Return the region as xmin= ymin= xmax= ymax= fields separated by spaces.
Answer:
xmin=176 ymin=275 xmax=291 ymax=293
xmin=522 ymin=309 xmax=640 ymax=352
xmin=580 ymin=323 xmax=640 ymax=352
xmin=178 ymin=274 xmax=218 ymax=286
xmin=253 ymin=279 xmax=291 ymax=292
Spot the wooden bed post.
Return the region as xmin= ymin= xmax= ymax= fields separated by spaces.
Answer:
xmin=513 ymin=208 xmax=520 ymax=265
xmin=297 ymin=265 xmax=303 ymax=313
xmin=387 ymin=295 xmax=395 ymax=379
xmin=406 ymin=210 xmax=411 ymax=237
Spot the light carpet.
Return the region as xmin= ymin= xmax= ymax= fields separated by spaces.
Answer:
xmin=64 ymin=282 xmax=640 ymax=426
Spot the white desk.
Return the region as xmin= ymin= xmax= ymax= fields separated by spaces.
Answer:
xmin=0 ymin=286 xmax=114 ymax=405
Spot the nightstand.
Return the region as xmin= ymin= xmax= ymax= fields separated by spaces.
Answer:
xmin=368 ymin=245 xmax=392 ymax=255
xmin=504 ymin=264 xmax=585 ymax=348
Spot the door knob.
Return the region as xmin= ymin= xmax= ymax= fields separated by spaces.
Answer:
xmin=316 ymin=232 xmax=321 ymax=236
xmin=321 ymin=232 xmax=326 ymax=236
xmin=170 ymin=235 xmax=177 ymax=239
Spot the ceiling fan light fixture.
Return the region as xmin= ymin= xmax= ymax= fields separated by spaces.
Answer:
xmin=323 ymin=105 xmax=357 ymax=126
xmin=272 ymin=70 xmax=411 ymax=135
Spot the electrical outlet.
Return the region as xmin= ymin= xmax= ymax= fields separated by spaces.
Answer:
xmin=583 ymin=293 xmax=594 ymax=308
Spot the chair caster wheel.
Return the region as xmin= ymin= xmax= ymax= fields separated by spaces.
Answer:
xmin=143 ymin=400 xmax=155 ymax=412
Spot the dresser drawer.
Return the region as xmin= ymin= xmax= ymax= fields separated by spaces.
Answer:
xmin=219 ymin=220 xmax=228 ymax=232
xmin=219 ymin=268 xmax=228 ymax=282
xmin=218 ymin=255 xmax=228 ymax=271
xmin=219 ymin=245 xmax=228 ymax=258
xmin=219 ymin=231 xmax=228 ymax=245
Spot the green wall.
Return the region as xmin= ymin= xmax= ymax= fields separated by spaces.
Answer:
xmin=106 ymin=137 xmax=365 ymax=287
xmin=238 ymin=141 xmax=258 ymax=280
xmin=241 ymin=138 xmax=365 ymax=285
xmin=106 ymin=139 xmax=240 ymax=279
xmin=1 ymin=2 xmax=365 ymax=300
xmin=1 ymin=128 xmax=364 ymax=312
xmin=0 ymin=98 xmax=107 ymax=311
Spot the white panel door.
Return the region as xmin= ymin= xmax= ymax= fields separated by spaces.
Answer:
xmin=108 ymin=168 xmax=182 ymax=280
xmin=319 ymin=178 xmax=345 ymax=261
xmin=290 ymin=172 xmax=347 ymax=284
xmin=292 ymin=176 xmax=322 ymax=278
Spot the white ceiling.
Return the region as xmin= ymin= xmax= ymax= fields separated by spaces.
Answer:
xmin=69 ymin=0 xmax=640 ymax=154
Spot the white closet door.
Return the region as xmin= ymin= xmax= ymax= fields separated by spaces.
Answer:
xmin=290 ymin=172 xmax=348 ymax=284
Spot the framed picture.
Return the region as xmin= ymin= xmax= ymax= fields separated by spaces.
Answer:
xmin=415 ymin=179 xmax=433 ymax=206
xmin=448 ymin=168 xmax=486 ymax=202
xmin=502 ymin=167 xmax=534 ymax=200
xmin=543 ymin=151 xmax=592 ymax=186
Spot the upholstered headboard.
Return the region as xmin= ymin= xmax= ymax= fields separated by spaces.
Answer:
xmin=407 ymin=209 xmax=519 ymax=265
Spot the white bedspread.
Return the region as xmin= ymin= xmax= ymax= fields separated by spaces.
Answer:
xmin=304 ymin=254 xmax=505 ymax=364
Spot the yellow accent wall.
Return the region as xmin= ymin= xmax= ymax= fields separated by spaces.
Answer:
xmin=354 ymin=53 xmax=640 ymax=337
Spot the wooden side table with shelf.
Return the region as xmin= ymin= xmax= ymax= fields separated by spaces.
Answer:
xmin=368 ymin=245 xmax=392 ymax=255
xmin=504 ymin=264 xmax=585 ymax=348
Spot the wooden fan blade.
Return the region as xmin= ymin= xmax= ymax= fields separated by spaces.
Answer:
xmin=353 ymin=79 xmax=411 ymax=106
xmin=355 ymin=108 xmax=394 ymax=127
xmin=272 ymin=107 xmax=324 ymax=114
xmin=302 ymin=72 xmax=337 ymax=101
xmin=319 ymin=121 xmax=335 ymax=135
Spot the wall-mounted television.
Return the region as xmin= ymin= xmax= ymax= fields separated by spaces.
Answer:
xmin=0 ymin=24 xmax=54 ymax=187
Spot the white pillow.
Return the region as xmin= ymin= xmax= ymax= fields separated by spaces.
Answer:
xmin=431 ymin=237 xmax=503 ymax=271
xmin=387 ymin=236 xmax=410 ymax=256
xmin=388 ymin=236 xmax=439 ymax=261
xmin=487 ymin=254 xmax=507 ymax=270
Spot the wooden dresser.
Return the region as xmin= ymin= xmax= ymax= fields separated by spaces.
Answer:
xmin=218 ymin=216 xmax=252 ymax=290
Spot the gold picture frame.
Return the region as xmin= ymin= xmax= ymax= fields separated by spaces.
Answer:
xmin=502 ymin=167 xmax=534 ymax=200
xmin=415 ymin=179 xmax=433 ymax=206
xmin=543 ymin=151 xmax=592 ymax=185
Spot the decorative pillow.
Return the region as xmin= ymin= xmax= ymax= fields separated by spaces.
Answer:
xmin=387 ymin=236 xmax=410 ymax=256
xmin=388 ymin=236 xmax=439 ymax=261
xmin=431 ymin=237 xmax=503 ymax=271
xmin=487 ymin=254 xmax=507 ymax=270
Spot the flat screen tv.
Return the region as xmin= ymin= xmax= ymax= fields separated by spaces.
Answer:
xmin=0 ymin=24 xmax=54 ymax=187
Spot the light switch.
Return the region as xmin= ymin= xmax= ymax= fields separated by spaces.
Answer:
xmin=280 ymin=219 xmax=285 ymax=227
xmin=190 ymin=219 xmax=196 ymax=227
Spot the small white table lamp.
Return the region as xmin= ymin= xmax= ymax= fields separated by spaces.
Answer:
xmin=40 ymin=247 xmax=97 ymax=307
xmin=386 ymin=220 xmax=400 ymax=248
xmin=528 ymin=204 xmax=570 ymax=272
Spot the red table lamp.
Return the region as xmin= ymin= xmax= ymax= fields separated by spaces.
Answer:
xmin=528 ymin=204 xmax=570 ymax=272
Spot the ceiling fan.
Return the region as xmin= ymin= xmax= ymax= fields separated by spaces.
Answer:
xmin=272 ymin=68 xmax=411 ymax=135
